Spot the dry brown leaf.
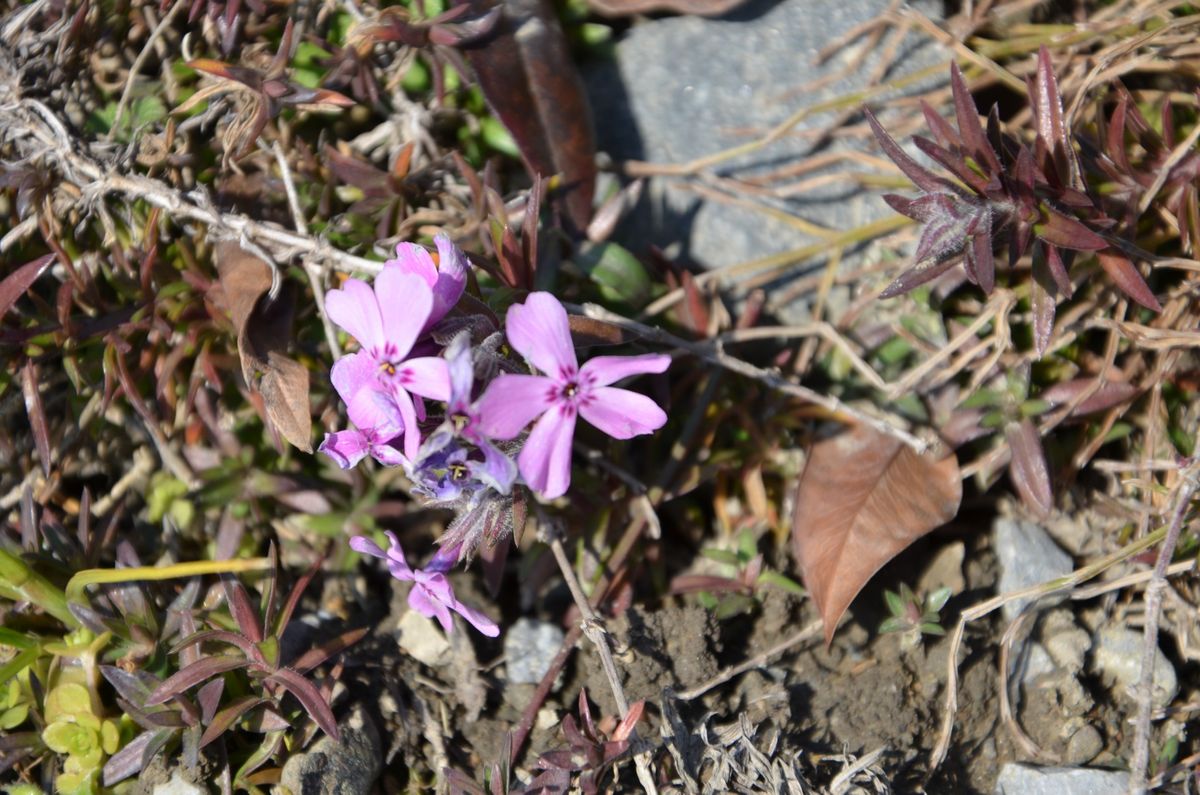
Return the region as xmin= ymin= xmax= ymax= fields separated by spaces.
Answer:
xmin=462 ymin=0 xmax=596 ymax=233
xmin=791 ymin=424 xmax=961 ymax=645
xmin=214 ymin=243 xmax=312 ymax=452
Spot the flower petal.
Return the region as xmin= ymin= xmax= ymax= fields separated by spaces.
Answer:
xmin=450 ymin=598 xmax=500 ymax=637
xmin=579 ymin=387 xmax=667 ymax=440
xmin=580 ymin=353 xmax=671 ymax=387
xmin=318 ymin=430 xmax=370 ymax=469
xmin=506 ymin=292 xmax=577 ymax=377
xmin=408 ymin=584 xmax=454 ymax=632
xmin=399 ymin=356 xmax=450 ymax=401
xmin=476 ymin=374 xmax=556 ymax=439
xmin=330 ymin=351 xmax=378 ymax=406
xmin=430 ymin=234 xmax=468 ymax=325
xmin=326 ymin=279 xmax=384 ymax=351
xmin=392 ymin=387 xmax=422 ymax=460
xmin=370 ymin=443 xmax=407 ymax=468
xmin=384 ymin=242 xmax=437 ymax=286
xmin=348 ymin=535 xmax=386 ymax=559
xmin=474 ymin=440 xmax=518 ymax=496
xmin=518 ymin=407 xmax=577 ymax=499
xmin=426 ymin=543 xmax=463 ymax=574
xmin=445 ymin=333 xmax=475 ymax=411
xmin=373 ymin=269 xmax=433 ymax=360
xmin=346 ymin=384 xmax=404 ymax=440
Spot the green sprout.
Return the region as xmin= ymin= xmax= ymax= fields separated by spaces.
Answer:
xmin=879 ymin=583 xmax=952 ymax=641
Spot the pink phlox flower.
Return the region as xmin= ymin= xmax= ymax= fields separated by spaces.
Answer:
xmin=349 ymin=532 xmax=499 ymax=637
xmin=325 ymin=270 xmax=450 ymax=459
xmin=383 ymin=233 xmax=468 ymax=335
xmin=318 ymin=383 xmax=407 ymax=469
xmin=476 ymin=292 xmax=670 ymax=499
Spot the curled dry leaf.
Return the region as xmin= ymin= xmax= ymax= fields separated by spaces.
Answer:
xmin=214 ymin=243 xmax=312 ymax=452
xmin=791 ymin=424 xmax=961 ymax=645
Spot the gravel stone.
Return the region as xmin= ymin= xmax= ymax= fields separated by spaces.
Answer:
xmin=504 ymin=618 xmax=565 ymax=685
xmin=994 ymin=764 xmax=1127 ymax=795
xmin=1091 ymin=625 xmax=1178 ymax=709
xmin=993 ymin=518 xmax=1073 ymax=620
xmin=279 ymin=703 xmax=382 ymax=795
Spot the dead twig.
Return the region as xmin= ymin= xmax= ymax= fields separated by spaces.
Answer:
xmin=1128 ymin=451 xmax=1200 ymax=794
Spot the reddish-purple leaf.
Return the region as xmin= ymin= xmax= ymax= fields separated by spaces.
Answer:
xmin=1042 ymin=378 xmax=1140 ymax=416
xmin=200 ymin=696 xmax=269 ymax=748
xmin=1005 ymin=420 xmax=1053 ymax=516
xmin=866 ymin=109 xmax=958 ymax=194
xmin=265 ymin=668 xmax=339 ymax=741
xmin=1096 ymin=251 xmax=1161 ymax=311
xmin=878 ymin=255 xmax=961 ymax=298
xmin=274 ymin=556 xmax=323 ymax=638
xmin=21 ymin=360 xmax=51 ymax=477
xmin=950 ymin=62 xmax=1001 ymax=174
xmin=612 ymin=700 xmax=645 ymax=743
xmin=0 ymin=254 xmax=54 ymax=321
xmin=101 ymin=666 xmax=159 ymax=706
xmin=971 ymin=227 xmax=995 ymax=294
xmin=1030 ymin=258 xmax=1057 ymax=358
xmin=197 ymin=678 xmax=225 ymax=724
xmin=791 ymin=424 xmax=962 ymax=645
xmin=291 ymin=626 xmax=368 ymax=674
xmin=102 ymin=730 xmax=157 ymax=785
xmin=146 ymin=656 xmax=251 ymax=706
xmin=1031 ymin=45 xmax=1072 ymax=184
xmin=462 ymin=0 xmax=596 ymax=232
xmin=1045 ymin=243 xmax=1073 ymax=295
xmin=920 ymin=100 xmax=958 ymax=150
xmin=1036 ymin=210 xmax=1108 ymax=251
xmin=222 ymin=574 xmax=263 ymax=643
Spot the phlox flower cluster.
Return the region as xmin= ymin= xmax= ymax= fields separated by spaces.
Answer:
xmin=319 ymin=235 xmax=670 ymax=634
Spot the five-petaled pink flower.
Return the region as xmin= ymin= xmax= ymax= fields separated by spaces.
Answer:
xmin=349 ymin=532 xmax=499 ymax=636
xmin=476 ymin=292 xmax=670 ymax=499
xmin=325 ymin=270 xmax=450 ymax=459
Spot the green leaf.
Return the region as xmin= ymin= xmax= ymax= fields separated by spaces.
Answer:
xmin=574 ymin=242 xmax=651 ymax=307
xmin=737 ymin=530 xmax=757 ymax=562
xmin=700 ymin=548 xmax=740 ymax=567
xmin=919 ymin=622 xmax=946 ymax=636
xmin=755 ymin=570 xmax=806 ymax=596
xmin=714 ymin=593 xmax=755 ymax=620
xmin=883 ymin=589 xmax=905 ymax=617
xmin=961 ymin=388 xmax=1002 ymax=409
xmin=925 ymin=586 xmax=952 ymax=613
xmin=878 ymin=616 xmax=908 ymax=634
xmin=480 ymin=116 xmax=520 ymax=158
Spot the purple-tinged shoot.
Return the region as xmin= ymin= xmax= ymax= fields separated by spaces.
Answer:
xmin=477 ymin=292 xmax=669 ymax=499
xmin=325 ymin=270 xmax=450 ymax=459
xmin=349 ymin=532 xmax=499 ymax=636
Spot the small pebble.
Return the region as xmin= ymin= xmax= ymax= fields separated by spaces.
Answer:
xmin=1064 ymin=725 xmax=1103 ymax=765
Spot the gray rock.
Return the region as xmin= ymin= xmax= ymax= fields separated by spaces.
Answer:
xmin=994 ymin=764 xmax=1127 ymax=795
xmin=279 ymin=703 xmax=382 ymax=795
xmin=993 ymin=518 xmax=1073 ymax=620
xmin=504 ymin=618 xmax=565 ymax=685
xmin=151 ymin=772 xmax=205 ymax=795
xmin=583 ymin=0 xmax=944 ymax=320
xmin=1041 ymin=610 xmax=1092 ymax=675
xmin=1063 ymin=725 xmax=1104 ymax=766
xmin=1091 ymin=625 xmax=1178 ymax=709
